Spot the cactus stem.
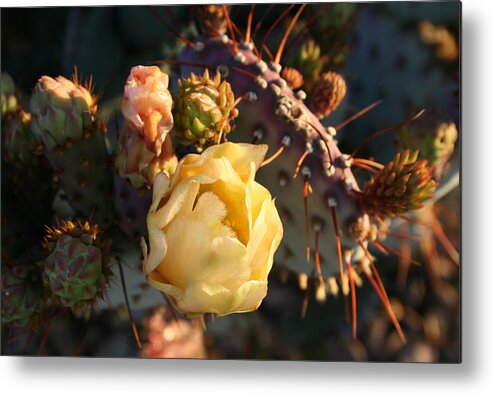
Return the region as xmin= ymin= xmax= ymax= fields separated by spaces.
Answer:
xmin=335 ymin=99 xmax=383 ymax=131
xmin=274 ymin=4 xmax=307 ymax=65
xmin=350 ymin=109 xmax=425 ymax=158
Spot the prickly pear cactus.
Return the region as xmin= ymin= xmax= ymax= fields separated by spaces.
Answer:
xmin=1 ymin=3 xmax=459 ymax=360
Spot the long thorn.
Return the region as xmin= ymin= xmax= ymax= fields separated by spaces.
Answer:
xmin=345 ymin=252 xmax=357 ymax=338
xmin=330 ymin=205 xmax=350 ymax=322
xmin=350 ymin=109 xmax=425 ymax=158
xmin=365 ymin=270 xmax=406 ymax=343
xmin=314 ymin=223 xmax=323 ymax=279
xmin=117 ymin=259 xmax=142 ymax=349
xmin=222 ymin=5 xmax=238 ymax=53
xmin=352 ymin=158 xmax=384 ymax=170
xmin=245 ymin=4 xmax=255 ymax=43
xmin=260 ymin=145 xmax=285 ymax=167
xmin=358 ymin=240 xmax=406 ymax=342
xmin=430 ymin=208 xmax=460 ymax=264
xmin=374 ymin=239 xmax=421 ymax=266
xmin=293 ymin=150 xmax=310 ymax=178
xmin=335 ymin=100 xmax=383 ymax=131
xmin=275 ymin=4 xmax=307 ymax=64
xmin=303 ymin=177 xmax=311 ymax=264
xmin=259 ymin=4 xmax=295 ymax=60
xmin=284 ymin=4 xmax=326 ymax=57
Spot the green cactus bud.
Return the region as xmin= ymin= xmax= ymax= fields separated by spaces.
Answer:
xmin=361 ymin=150 xmax=437 ymax=218
xmin=291 ymin=39 xmax=328 ymax=91
xmin=174 ymin=70 xmax=239 ymax=151
xmin=310 ymin=71 xmax=347 ymax=119
xmin=397 ymin=114 xmax=458 ymax=167
xmin=1 ymin=257 xmax=42 ymax=326
xmin=30 ymin=75 xmax=97 ymax=150
xmin=42 ymin=220 xmax=111 ymax=317
xmin=1 ymin=73 xmax=20 ymax=117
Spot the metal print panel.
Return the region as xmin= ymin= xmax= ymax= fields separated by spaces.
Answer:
xmin=1 ymin=2 xmax=460 ymax=362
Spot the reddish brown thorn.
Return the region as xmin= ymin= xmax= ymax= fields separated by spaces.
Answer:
xmin=330 ymin=205 xmax=350 ymax=323
xmin=335 ymin=100 xmax=383 ymax=131
xmin=350 ymin=109 xmax=425 ymax=158
xmin=430 ymin=208 xmax=460 ymax=264
xmin=284 ymin=4 xmax=326 ymax=57
xmin=245 ymin=4 xmax=256 ymax=43
xmin=260 ymin=145 xmax=285 ymax=167
xmin=374 ymin=239 xmax=421 ymax=266
xmin=293 ymin=150 xmax=310 ymax=178
xmin=262 ymin=44 xmax=275 ymax=62
xmin=358 ymin=240 xmax=406 ymax=342
xmin=352 ymin=158 xmax=384 ymax=170
xmin=259 ymin=4 xmax=295 ymax=60
xmin=353 ymin=162 xmax=378 ymax=173
xmin=330 ymin=206 xmax=344 ymax=285
xmin=117 ymin=259 xmax=142 ymax=349
xmin=303 ymin=176 xmax=311 ymax=264
xmin=345 ymin=253 xmax=357 ymax=339
xmin=314 ymin=223 xmax=323 ymax=279
xmin=222 ymin=4 xmax=238 ymax=53
xmin=275 ymin=4 xmax=307 ymax=64
xmin=365 ymin=270 xmax=406 ymax=343
xmin=147 ymin=6 xmax=194 ymax=47
xmin=231 ymin=66 xmax=260 ymax=81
